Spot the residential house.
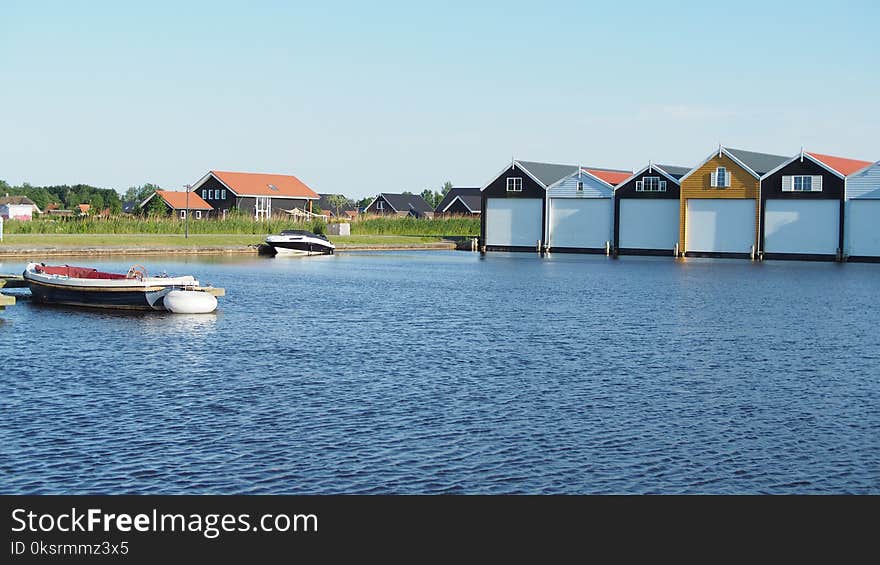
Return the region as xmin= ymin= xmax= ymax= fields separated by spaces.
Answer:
xmin=139 ymin=190 xmax=213 ymax=219
xmin=0 ymin=196 xmax=42 ymax=220
xmin=364 ymin=193 xmax=434 ymax=218
xmin=435 ymin=187 xmax=481 ymax=216
xmin=189 ymin=170 xmax=320 ymax=219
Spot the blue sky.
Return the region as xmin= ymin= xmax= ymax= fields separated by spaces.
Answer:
xmin=1 ymin=0 xmax=878 ymax=199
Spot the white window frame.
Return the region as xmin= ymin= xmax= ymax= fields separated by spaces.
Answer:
xmin=195 ymin=210 xmax=202 ymax=219
xmin=201 ymin=190 xmax=207 ymax=199
xmin=712 ymin=167 xmax=730 ymax=188
xmin=221 ymin=189 xmax=226 ymax=200
xmin=506 ymin=177 xmax=523 ymax=192
xmin=635 ymin=180 xmax=643 ymax=191
xmin=576 ymin=180 xmax=584 ymax=192
xmin=376 ymin=200 xmax=385 ymax=211
xmin=179 ymin=210 xmax=187 ymax=219
xmin=255 ymin=196 xmax=272 ymax=219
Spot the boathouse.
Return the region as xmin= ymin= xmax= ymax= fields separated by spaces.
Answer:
xmin=678 ymin=147 xmax=788 ymax=258
xmin=546 ymin=167 xmax=630 ymax=253
xmin=481 ymin=160 xmax=576 ymax=251
xmin=844 ymin=159 xmax=880 ymax=261
xmin=435 ymin=187 xmax=481 ymax=216
xmin=364 ymin=193 xmax=434 ymax=218
xmin=760 ymin=151 xmax=872 ymax=261
xmin=139 ymin=190 xmax=213 ymax=219
xmin=188 ymin=171 xmax=320 ymax=220
xmin=613 ymin=163 xmax=689 ymax=255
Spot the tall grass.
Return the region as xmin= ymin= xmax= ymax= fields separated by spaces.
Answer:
xmin=2 ymin=215 xmax=481 ymax=237
xmin=3 ymin=216 xmax=327 ymax=235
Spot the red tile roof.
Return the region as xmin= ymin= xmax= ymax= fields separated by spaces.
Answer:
xmin=583 ymin=168 xmax=632 ymax=186
xmin=156 ymin=190 xmax=213 ymax=210
xmin=807 ymin=152 xmax=873 ymax=176
xmin=211 ymin=171 xmax=319 ymax=199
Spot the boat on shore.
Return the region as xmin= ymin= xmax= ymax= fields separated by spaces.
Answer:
xmin=264 ymin=230 xmax=335 ymax=256
xmin=22 ymin=263 xmax=222 ymax=313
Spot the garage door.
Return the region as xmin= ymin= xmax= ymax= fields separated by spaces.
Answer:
xmin=764 ymin=200 xmax=838 ymax=255
xmin=618 ymin=199 xmax=679 ymax=250
xmin=686 ymin=199 xmax=755 ymax=254
xmin=548 ymin=198 xmax=611 ymax=249
xmin=485 ymin=198 xmax=543 ymax=247
xmin=847 ymin=200 xmax=880 ymax=257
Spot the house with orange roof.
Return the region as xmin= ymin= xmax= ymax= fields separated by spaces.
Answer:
xmin=139 ymin=190 xmax=213 ymax=219
xmin=188 ymin=170 xmax=320 ymax=220
xmin=843 ymin=158 xmax=880 ymax=261
xmin=760 ymin=150 xmax=872 ymax=261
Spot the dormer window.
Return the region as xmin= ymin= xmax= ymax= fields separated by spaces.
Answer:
xmin=636 ymin=176 xmax=667 ymax=192
xmin=711 ymin=167 xmax=730 ymax=188
xmin=506 ymin=177 xmax=523 ymax=192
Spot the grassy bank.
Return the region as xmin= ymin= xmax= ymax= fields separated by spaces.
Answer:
xmin=2 ymin=216 xmax=480 ymax=237
xmin=0 ymin=234 xmax=445 ymax=248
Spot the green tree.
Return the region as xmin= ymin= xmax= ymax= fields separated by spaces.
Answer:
xmin=420 ymin=188 xmax=437 ymax=208
xmin=441 ymin=181 xmax=453 ymax=196
xmin=124 ymin=183 xmax=161 ymax=205
xmin=326 ymin=194 xmax=351 ymax=217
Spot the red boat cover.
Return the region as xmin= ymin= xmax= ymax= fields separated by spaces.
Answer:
xmin=35 ymin=265 xmax=129 ymax=280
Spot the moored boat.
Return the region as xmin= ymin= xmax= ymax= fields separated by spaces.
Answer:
xmin=265 ymin=230 xmax=335 ymax=256
xmin=22 ymin=263 xmax=221 ymax=313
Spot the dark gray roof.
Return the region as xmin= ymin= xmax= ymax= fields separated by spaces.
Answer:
xmin=726 ymin=148 xmax=790 ymax=176
xmin=516 ymin=161 xmax=579 ymax=187
xmin=435 ymin=187 xmax=480 ymax=212
xmin=454 ymin=194 xmax=482 ymax=213
xmin=517 ymin=160 xmax=632 ymax=187
xmin=380 ymin=193 xmax=433 ymax=213
xmin=655 ymin=164 xmax=691 ymax=179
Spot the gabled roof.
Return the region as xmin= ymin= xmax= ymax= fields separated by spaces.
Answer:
xmin=654 ymin=164 xmax=690 ymax=179
xmin=680 ymin=146 xmax=790 ymax=182
xmin=435 ymin=187 xmax=480 ymax=212
xmin=0 ymin=195 xmax=41 ymax=212
xmin=375 ymin=193 xmax=434 ymax=213
xmin=760 ymin=151 xmax=874 ymax=180
xmin=807 ymin=152 xmax=873 ymax=177
xmin=194 ymin=170 xmax=319 ymax=199
xmin=141 ymin=190 xmax=213 ymax=211
xmin=582 ymin=168 xmax=631 ymax=186
xmin=516 ymin=161 xmax=581 ymax=187
xmin=613 ymin=163 xmax=686 ymax=190
xmin=725 ymin=148 xmax=790 ymax=176
xmin=441 ymin=194 xmax=481 ymax=213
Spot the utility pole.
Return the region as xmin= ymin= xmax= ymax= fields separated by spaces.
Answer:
xmin=184 ymin=184 xmax=191 ymax=238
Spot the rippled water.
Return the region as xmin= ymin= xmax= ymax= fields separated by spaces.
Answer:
xmin=1 ymin=251 xmax=877 ymax=494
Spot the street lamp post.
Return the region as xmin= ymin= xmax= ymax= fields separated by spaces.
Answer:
xmin=184 ymin=184 xmax=191 ymax=239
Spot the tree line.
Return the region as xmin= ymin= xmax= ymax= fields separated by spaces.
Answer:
xmin=0 ymin=179 xmax=129 ymax=215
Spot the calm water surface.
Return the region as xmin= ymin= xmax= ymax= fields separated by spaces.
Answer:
xmin=1 ymin=251 xmax=877 ymax=493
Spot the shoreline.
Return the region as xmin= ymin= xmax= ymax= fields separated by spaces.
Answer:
xmin=0 ymin=241 xmax=457 ymax=258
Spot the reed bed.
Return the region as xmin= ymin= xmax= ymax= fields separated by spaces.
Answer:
xmin=2 ymin=215 xmax=480 ymax=237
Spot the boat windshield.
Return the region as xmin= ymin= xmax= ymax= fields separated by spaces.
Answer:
xmin=279 ymin=230 xmax=329 ymax=241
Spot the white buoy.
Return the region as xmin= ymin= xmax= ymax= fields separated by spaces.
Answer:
xmin=163 ymin=290 xmax=218 ymax=314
